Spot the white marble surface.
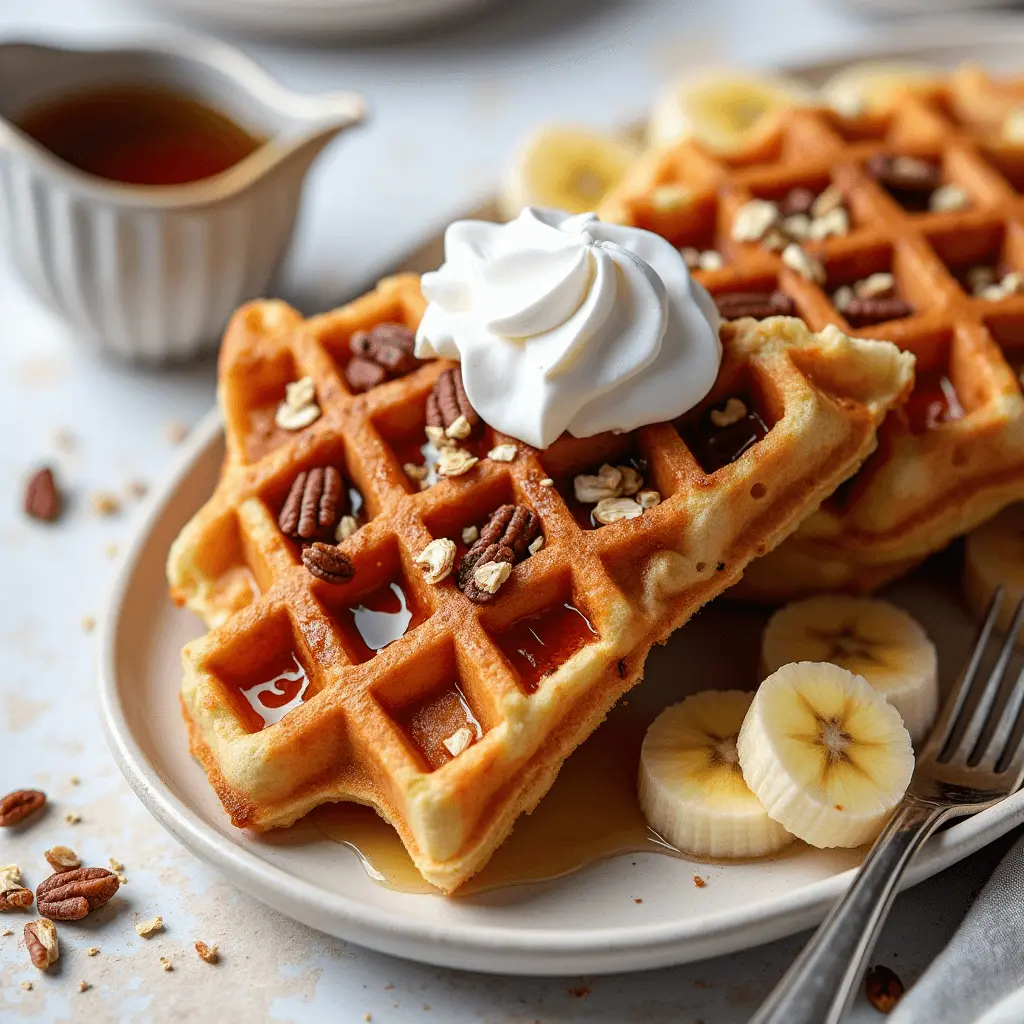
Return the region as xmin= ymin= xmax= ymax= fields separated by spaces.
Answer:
xmin=0 ymin=0 xmax=1020 ymax=1020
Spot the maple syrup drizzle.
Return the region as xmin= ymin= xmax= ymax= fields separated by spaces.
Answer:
xmin=682 ymin=396 xmax=769 ymax=474
xmin=497 ymin=602 xmax=598 ymax=693
xmin=395 ymin=683 xmax=484 ymax=771
xmin=310 ymin=704 xmax=681 ymax=895
xmin=239 ymin=653 xmax=310 ymax=729
xmin=905 ymin=369 xmax=965 ymax=432
xmin=18 ymin=87 xmax=264 ymax=186
xmin=333 ymin=581 xmax=419 ymax=663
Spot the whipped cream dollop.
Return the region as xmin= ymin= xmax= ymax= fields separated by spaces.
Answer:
xmin=415 ymin=207 xmax=722 ymax=449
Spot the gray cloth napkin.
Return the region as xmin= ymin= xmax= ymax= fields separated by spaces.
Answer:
xmin=891 ymin=833 xmax=1024 ymax=1024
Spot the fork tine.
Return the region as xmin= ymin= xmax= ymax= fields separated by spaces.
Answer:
xmin=996 ymin=712 xmax=1024 ymax=789
xmin=978 ymin=641 xmax=1024 ymax=771
xmin=954 ymin=595 xmax=1024 ymax=764
xmin=928 ymin=587 xmax=1004 ymax=757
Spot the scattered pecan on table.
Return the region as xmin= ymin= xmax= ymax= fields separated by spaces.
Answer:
xmin=0 ymin=887 xmax=34 ymax=911
xmin=345 ymin=323 xmax=420 ymax=393
xmin=457 ymin=504 xmax=541 ymax=604
xmin=302 ymin=542 xmax=356 ymax=585
xmin=279 ymin=466 xmax=346 ymax=543
xmin=36 ymin=867 xmax=120 ymax=921
xmin=24 ymin=920 xmax=58 ymax=969
xmin=23 ymin=468 xmax=62 ymax=523
xmin=864 ymin=964 xmax=905 ymax=1014
xmin=0 ymin=789 xmax=46 ymax=827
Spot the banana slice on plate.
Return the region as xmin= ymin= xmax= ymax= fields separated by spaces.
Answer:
xmin=638 ymin=690 xmax=793 ymax=859
xmin=965 ymin=504 xmax=1024 ymax=643
xmin=737 ymin=662 xmax=914 ymax=849
xmin=761 ymin=596 xmax=939 ymax=745
xmin=820 ymin=62 xmax=940 ymax=117
xmin=647 ymin=70 xmax=816 ymax=152
xmin=499 ymin=126 xmax=640 ymax=220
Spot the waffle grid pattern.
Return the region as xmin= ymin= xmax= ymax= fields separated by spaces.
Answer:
xmin=168 ymin=275 xmax=912 ymax=891
xmin=600 ymin=71 xmax=1024 ymax=596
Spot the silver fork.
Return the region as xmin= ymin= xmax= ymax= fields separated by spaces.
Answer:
xmin=750 ymin=589 xmax=1024 ymax=1024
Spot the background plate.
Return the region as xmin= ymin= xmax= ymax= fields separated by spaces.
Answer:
xmin=101 ymin=25 xmax=1024 ymax=975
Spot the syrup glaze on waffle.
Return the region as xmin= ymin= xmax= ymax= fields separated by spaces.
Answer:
xmin=167 ymin=274 xmax=912 ymax=892
xmin=600 ymin=68 xmax=1024 ymax=598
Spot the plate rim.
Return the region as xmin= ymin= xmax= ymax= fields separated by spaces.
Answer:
xmin=100 ymin=19 xmax=1024 ymax=973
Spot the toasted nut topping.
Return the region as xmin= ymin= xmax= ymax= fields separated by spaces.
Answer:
xmin=404 ymin=462 xmax=429 ymax=483
xmin=710 ymin=398 xmax=748 ymax=428
xmin=415 ymin=539 xmax=457 ymax=585
xmin=284 ymin=376 xmax=316 ymax=411
xmin=593 ymin=497 xmax=644 ymax=525
xmin=160 ymin=956 xmax=173 ymax=972
xmin=335 ymin=515 xmax=358 ymax=542
xmin=488 ymin=444 xmax=517 ymax=463
xmin=731 ymin=199 xmax=779 ymax=243
xmin=25 ymin=919 xmax=58 ymax=969
xmin=437 ymin=448 xmax=479 ymax=477
xmin=461 ymin=525 xmax=479 ymax=545
xmin=574 ymin=464 xmax=623 ymax=504
xmin=811 ymin=185 xmax=845 ymax=218
xmin=1003 ymin=271 xmax=1024 ymax=295
xmin=617 ymin=465 xmax=643 ymax=496
xmin=650 ymin=185 xmax=691 ymax=211
xmin=444 ymin=415 xmax=472 ymax=441
xmin=195 ymin=941 xmax=219 ymax=964
xmin=442 ymin=727 xmax=474 ymax=758
xmin=697 ymin=250 xmax=724 ymax=271
xmin=637 ymin=490 xmax=662 ymax=509
xmin=782 ymin=213 xmax=811 ymax=241
xmin=275 ymin=403 xmax=321 ymax=432
xmin=539 ymin=478 xmax=554 ymax=487
xmin=528 ymin=535 xmax=545 ymax=555
xmin=473 ymin=561 xmax=512 ymax=595
xmin=0 ymin=866 xmax=21 ymax=890
xmin=782 ymin=243 xmax=825 ymax=284
xmin=808 ymin=206 xmax=849 ymax=240
xmin=136 ymin=916 xmax=163 ymax=938
xmin=855 ymin=272 xmax=896 ymax=299
xmin=832 ymin=284 xmax=854 ymax=311
xmin=302 ymin=543 xmax=356 ymax=585
xmin=45 ymin=846 xmax=80 ymax=872
xmin=425 ymin=424 xmax=449 ymax=448
xmin=0 ymin=790 xmax=46 ymax=827
xmin=90 ymin=492 xmax=121 ymax=517
xmin=929 ymin=183 xmax=970 ymax=212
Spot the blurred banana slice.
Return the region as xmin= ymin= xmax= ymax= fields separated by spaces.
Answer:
xmin=821 ymin=62 xmax=940 ymax=117
xmin=638 ymin=690 xmax=793 ymax=859
xmin=647 ymin=70 xmax=816 ymax=152
xmin=965 ymin=504 xmax=1024 ymax=643
xmin=761 ymin=596 xmax=939 ymax=745
xmin=499 ymin=126 xmax=640 ymax=219
xmin=737 ymin=662 xmax=914 ymax=849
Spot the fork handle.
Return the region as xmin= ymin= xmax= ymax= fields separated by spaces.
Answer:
xmin=749 ymin=795 xmax=949 ymax=1024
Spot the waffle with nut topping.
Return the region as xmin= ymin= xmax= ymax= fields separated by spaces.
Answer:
xmin=167 ymin=273 xmax=912 ymax=892
xmin=600 ymin=67 xmax=1024 ymax=598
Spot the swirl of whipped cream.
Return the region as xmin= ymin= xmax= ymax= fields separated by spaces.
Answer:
xmin=414 ymin=207 xmax=722 ymax=450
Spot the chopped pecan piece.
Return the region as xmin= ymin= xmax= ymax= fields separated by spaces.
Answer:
xmin=714 ymin=290 xmax=795 ymax=321
xmin=866 ymin=153 xmax=941 ymax=210
xmin=278 ymin=467 xmax=346 ymax=542
xmin=778 ymin=186 xmax=817 ymax=218
xmin=302 ymin=543 xmax=355 ymax=585
xmin=0 ymin=790 xmax=46 ymax=827
xmin=345 ymin=323 xmax=419 ymax=393
xmin=457 ymin=505 xmax=540 ymax=604
xmin=843 ymin=295 xmax=913 ymax=327
xmin=0 ymin=888 xmax=34 ymax=911
xmin=36 ymin=868 xmax=120 ymax=921
xmin=24 ymin=920 xmax=58 ymax=969
xmin=426 ymin=367 xmax=480 ymax=438
xmin=865 ymin=964 xmax=904 ymax=1014
xmin=24 ymin=468 xmax=62 ymax=523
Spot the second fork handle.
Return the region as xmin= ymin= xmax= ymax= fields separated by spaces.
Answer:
xmin=748 ymin=795 xmax=949 ymax=1024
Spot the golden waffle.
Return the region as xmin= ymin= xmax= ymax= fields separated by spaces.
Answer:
xmin=167 ymin=273 xmax=912 ymax=892
xmin=600 ymin=68 xmax=1024 ymax=598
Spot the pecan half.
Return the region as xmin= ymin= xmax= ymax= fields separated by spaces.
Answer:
xmin=36 ymin=867 xmax=120 ymax=921
xmin=278 ymin=466 xmax=346 ymax=543
xmin=778 ymin=186 xmax=817 ymax=218
xmin=0 ymin=888 xmax=33 ymax=911
xmin=24 ymin=920 xmax=58 ymax=969
xmin=24 ymin=468 xmax=62 ymax=523
xmin=843 ymin=295 xmax=913 ymax=327
xmin=345 ymin=323 xmax=419 ymax=393
xmin=426 ymin=367 xmax=480 ymax=437
xmin=867 ymin=153 xmax=940 ymax=209
xmin=0 ymin=790 xmax=46 ymax=827
xmin=302 ymin=543 xmax=355 ymax=585
xmin=865 ymin=964 xmax=904 ymax=1014
xmin=714 ymin=290 xmax=795 ymax=321
xmin=457 ymin=505 xmax=540 ymax=604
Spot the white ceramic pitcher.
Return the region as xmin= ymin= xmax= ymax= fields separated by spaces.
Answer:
xmin=0 ymin=34 xmax=366 ymax=361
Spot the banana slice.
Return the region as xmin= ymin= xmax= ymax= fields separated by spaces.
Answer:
xmin=638 ymin=690 xmax=793 ymax=859
xmin=821 ymin=62 xmax=940 ymax=117
xmin=499 ymin=126 xmax=640 ymax=220
xmin=737 ymin=662 xmax=914 ymax=849
xmin=965 ymin=504 xmax=1024 ymax=643
xmin=647 ymin=70 xmax=816 ymax=152
xmin=761 ymin=596 xmax=938 ymax=745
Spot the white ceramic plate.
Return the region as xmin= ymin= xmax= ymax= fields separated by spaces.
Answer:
xmin=100 ymin=23 xmax=1024 ymax=975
